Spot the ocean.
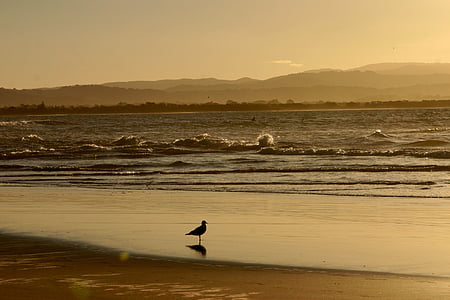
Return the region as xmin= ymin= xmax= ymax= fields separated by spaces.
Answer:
xmin=1 ymin=108 xmax=450 ymax=276
xmin=1 ymin=108 xmax=449 ymax=198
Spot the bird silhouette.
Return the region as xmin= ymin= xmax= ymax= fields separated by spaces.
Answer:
xmin=185 ymin=220 xmax=207 ymax=244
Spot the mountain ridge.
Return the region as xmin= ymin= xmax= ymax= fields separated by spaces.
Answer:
xmin=351 ymin=62 xmax=450 ymax=75
xmin=2 ymin=62 xmax=450 ymax=107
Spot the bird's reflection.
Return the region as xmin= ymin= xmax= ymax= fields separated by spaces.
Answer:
xmin=186 ymin=244 xmax=207 ymax=256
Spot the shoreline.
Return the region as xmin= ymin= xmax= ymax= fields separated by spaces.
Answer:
xmin=1 ymin=104 xmax=449 ymax=117
xmin=5 ymin=231 xmax=448 ymax=280
xmin=1 ymin=232 xmax=450 ymax=299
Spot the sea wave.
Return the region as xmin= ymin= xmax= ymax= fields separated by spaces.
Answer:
xmin=144 ymin=180 xmax=437 ymax=187
xmin=397 ymin=127 xmax=449 ymax=134
xmin=2 ymin=162 xmax=448 ymax=174
xmin=257 ymin=147 xmax=450 ymax=158
xmin=173 ymin=133 xmax=232 ymax=149
xmin=257 ymin=133 xmax=275 ymax=147
xmin=75 ymin=144 xmax=111 ymax=152
xmin=33 ymin=119 xmax=68 ymax=126
xmin=0 ymin=120 xmax=34 ymax=127
xmin=2 ymin=145 xmax=450 ymax=160
xmin=367 ymin=129 xmax=391 ymax=139
xmin=112 ymin=135 xmax=142 ymax=146
xmin=171 ymin=133 xmax=268 ymax=151
xmin=168 ymin=161 xmax=191 ymax=167
xmin=21 ymin=134 xmax=44 ymax=142
xmin=1 ymin=130 xmax=449 ymax=160
xmin=149 ymin=165 xmax=450 ymax=174
xmin=404 ymin=140 xmax=449 ymax=147
xmin=0 ymin=119 xmax=68 ymax=127
xmin=1 ymin=110 xmax=448 ymax=198
xmin=0 ymin=162 xmax=152 ymax=172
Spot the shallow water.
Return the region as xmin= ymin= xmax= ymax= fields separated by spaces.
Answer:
xmin=0 ymin=187 xmax=449 ymax=277
xmin=1 ymin=109 xmax=449 ymax=198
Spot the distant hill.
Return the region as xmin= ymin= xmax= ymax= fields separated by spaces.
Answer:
xmin=0 ymin=85 xmax=167 ymax=106
xmin=103 ymin=77 xmax=259 ymax=90
xmin=2 ymin=83 xmax=450 ymax=107
xmin=258 ymin=70 xmax=450 ymax=89
xmin=352 ymin=62 xmax=450 ymax=75
xmin=104 ymin=64 xmax=450 ymax=91
xmin=2 ymin=62 xmax=450 ymax=107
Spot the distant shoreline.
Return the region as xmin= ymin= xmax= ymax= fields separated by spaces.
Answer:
xmin=1 ymin=99 xmax=449 ymax=116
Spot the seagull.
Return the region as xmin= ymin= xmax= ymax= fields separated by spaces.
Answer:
xmin=186 ymin=220 xmax=207 ymax=243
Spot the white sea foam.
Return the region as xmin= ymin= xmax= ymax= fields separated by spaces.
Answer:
xmin=112 ymin=136 xmax=142 ymax=146
xmin=257 ymin=133 xmax=274 ymax=147
xmin=21 ymin=134 xmax=44 ymax=142
xmin=0 ymin=120 xmax=34 ymax=127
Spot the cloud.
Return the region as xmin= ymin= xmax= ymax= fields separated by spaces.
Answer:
xmin=271 ymin=60 xmax=293 ymax=64
xmin=270 ymin=60 xmax=303 ymax=67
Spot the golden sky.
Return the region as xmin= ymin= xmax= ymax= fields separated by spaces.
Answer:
xmin=2 ymin=0 xmax=450 ymax=89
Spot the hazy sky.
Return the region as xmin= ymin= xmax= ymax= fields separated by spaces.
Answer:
xmin=2 ymin=0 xmax=450 ymax=88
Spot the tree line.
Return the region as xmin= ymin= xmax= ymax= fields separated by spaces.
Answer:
xmin=1 ymin=99 xmax=450 ymax=115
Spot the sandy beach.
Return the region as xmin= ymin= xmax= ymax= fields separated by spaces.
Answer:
xmin=1 ymin=186 xmax=450 ymax=276
xmin=1 ymin=233 xmax=450 ymax=299
xmin=1 ymin=186 xmax=450 ymax=299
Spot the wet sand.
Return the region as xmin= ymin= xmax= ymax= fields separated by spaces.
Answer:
xmin=1 ymin=186 xmax=450 ymax=277
xmin=1 ymin=233 xmax=450 ymax=300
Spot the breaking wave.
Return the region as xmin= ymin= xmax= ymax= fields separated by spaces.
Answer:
xmin=1 ymin=162 xmax=447 ymax=174
xmin=0 ymin=120 xmax=34 ymax=127
xmin=171 ymin=133 xmax=273 ymax=151
xmin=0 ymin=119 xmax=68 ymax=127
xmin=368 ymin=129 xmax=391 ymax=139
xmin=1 ymin=131 xmax=450 ymax=160
xmin=1 ymin=109 xmax=449 ymax=198
xmin=257 ymin=133 xmax=274 ymax=147
xmin=173 ymin=134 xmax=232 ymax=149
xmin=21 ymin=134 xmax=44 ymax=142
xmin=112 ymin=135 xmax=142 ymax=146
xmin=257 ymin=147 xmax=450 ymax=158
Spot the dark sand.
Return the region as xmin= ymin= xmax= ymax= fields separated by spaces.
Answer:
xmin=1 ymin=234 xmax=450 ymax=299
